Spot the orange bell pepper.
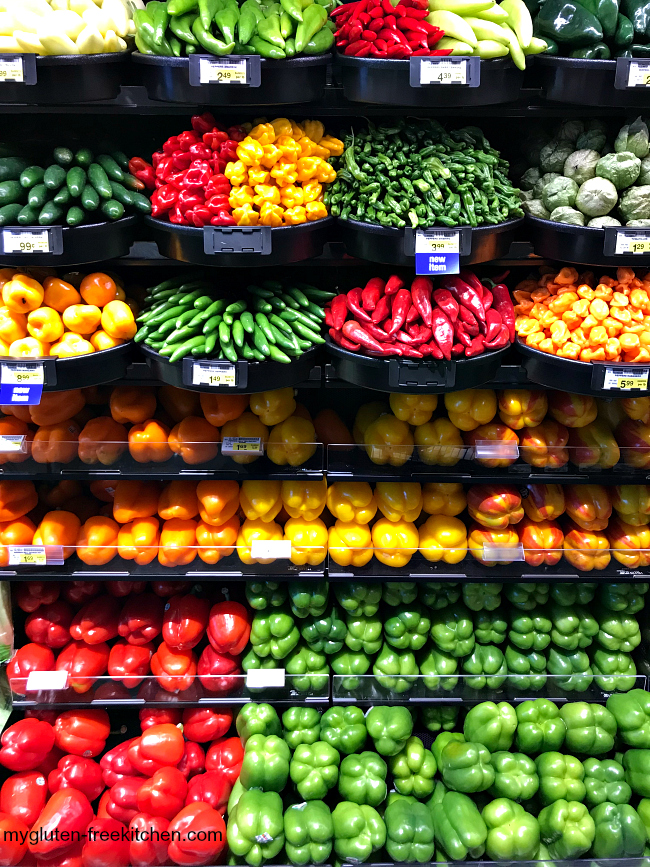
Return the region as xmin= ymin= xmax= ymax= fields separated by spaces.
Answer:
xmin=76 ymin=516 xmax=119 ymax=566
xmin=498 ymin=389 xmax=548 ymax=429
xmin=0 ymin=416 xmax=32 ymax=466
xmin=110 ymin=386 xmax=157 ymax=424
xmin=158 ymin=518 xmax=198 ymax=567
xmin=3 ymin=274 xmax=44 ymax=313
xmin=518 ymin=517 xmax=564 ymax=566
xmin=30 ymin=390 xmax=85 ymax=426
xmin=196 ymin=480 xmax=240 ymax=527
xmin=117 ymin=516 xmax=160 ymax=566
xmin=422 ymin=483 xmax=466 ymax=517
xmin=548 ymin=391 xmax=597 ymax=427
xmin=32 ymin=421 xmax=80 ymax=464
xmin=158 ymin=481 xmax=199 ymax=521
xmin=464 ymin=424 xmax=520 ymax=468
xmin=43 ymin=277 xmax=81 ymax=312
xmin=199 ymin=393 xmax=248 ymax=427
xmin=160 ymin=386 xmax=201 ymax=422
xmin=196 ymin=515 xmax=240 ymax=564
xmin=80 ymin=273 xmax=118 ymax=308
xmin=468 ymin=523 xmax=521 ymax=566
xmin=112 ymin=480 xmax=160 ymax=524
xmin=0 ymin=480 xmax=37 ymax=521
xmin=612 ymin=484 xmax=650 ymax=526
xmin=0 ymin=515 xmax=36 ymax=566
xmin=169 ymin=417 xmax=220 ymax=465
xmin=27 ymin=308 xmax=64 ymax=344
xmin=564 ymin=484 xmax=612 ymax=531
xmin=563 ymin=520 xmax=611 ymax=571
xmin=77 ymin=417 xmax=127 ymax=467
xmin=89 ymin=480 xmax=116 ymax=504
xmin=129 ymin=420 xmax=172 ymax=464
xmin=151 ymin=641 xmax=197 ymax=692
xmin=33 ymin=510 xmax=81 ymax=560
xmin=519 ymin=420 xmax=569 ymax=469
xmin=41 ymin=480 xmax=83 ymax=508
xmin=220 ymin=413 xmax=269 ymax=465
xmin=616 ymin=417 xmax=650 ymax=469
xmin=466 ymin=485 xmax=524 ymax=530
xmin=522 ymin=483 xmax=566 ymax=522
xmin=607 ymin=516 xmax=650 ymax=567
xmin=0 ymin=404 xmax=31 ymax=423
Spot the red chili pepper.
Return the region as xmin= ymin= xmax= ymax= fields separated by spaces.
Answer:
xmin=329 ymin=328 xmax=361 ymax=352
xmin=358 ymin=11 xmax=371 ymax=23
xmin=345 ymin=39 xmax=371 ymax=55
xmin=430 ymin=48 xmax=454 ymax=54
xmin=385 ymin=275 xmax=404 ymax=296
xmin=325 ymin=308 xmax=334 ymax=327
xmin=370 ymin=44 xmax=388 ymax=54
xmin=484 ymin=323 xmax=509 ymax=350
xmin=413 ymin=47 xmax=431 ymax=53
xmin=407 ymin=323 xmax=420 ymax=338
xmin=387 ymin=43 xmax=411 ymax=56
xmin=426 ymin=341 xmax=444 ymax=359
xmin=362 ymin=29 xmax=377 ymax=39
xmin=342 ymin=320 xmax=388 ymax=352
xmin=371 ymin=295 xmax=390 ymax=324
xmin=458 ymin=304 xmax=479 ymax=336
xmin=411 ymin=276 xmax=433 ymax=327
xmin=431 ymin=308 xmax=453 ymax=360
xmin=368 ymin=17 xmax=384 ymax=29
xmin=364 ymin=322 xmax=395 ymax=343
xmin=428 ymin=29 xmax=444 ymax=46
xmin=442 ymin=275 xmax=487 ymax=327
xmin=385 ymin=14 xmax=397 ymax=25
xmin=351 ymin=0 xmax=370 ymax=18
xmin=328 ymin=294 xmax=348 ymax=331
xmin=391 ymin=28 xmax=410 ymax=44
xmin=387 ymin=287 xmax=411 ymax=335
xmin=485 ymin=308 xmax=503 ymax=343
xmin=397 ymin=326 xmax=431 ymax=346
xmin=491 ymin=283 xmax=516 ymax=342
xmin=367 ymin=345 xmax=402 ymax=356
xmin=400 ymin=345 xmax=424 ymax=358
xmin=331 ymin=3 xmax=353 ymax=14
xmin=378 ymin=28 xmax=399 ymax=41
xmin=361 ymin=277 xmax=385 ymax=311
xmin=466 ymin=334 xmax=485 ymax=357
xmin=406 ymin=304 xmax=419 ymax=324
xmin=191 ymin=112 xmax=218 ymax=134
xmin=459 ymin=269 xmax=484 ymax=298
xmin=451 ymin=342 xmax=464 ymax=357
xmin=453 ymin=319 xmax=471 ymax=347
xmin=399 ymin=16 xmax=428 ymax=30
xmin=432 ymin=289 xmax=458 ymax=323
xmin=381 ymin=0 xmax=394 ymax=13
xmin=347 ymin=287 xmax=372 ymax=323
xmin=482 ymin=287 xmax=493 ymax=311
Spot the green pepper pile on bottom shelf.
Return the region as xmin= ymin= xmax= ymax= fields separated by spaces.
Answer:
xmin=531 ymin=0 xmax=650 ymax=58
xmin=134 ymin=0 xmax=336 ymax=59
xmin=136 ymin=274 xmax=331 ymax=364
xmin=225 ymin=697 xmax=650 ymax=865
xmin=325 ymin=118 xmax=523 ymax=229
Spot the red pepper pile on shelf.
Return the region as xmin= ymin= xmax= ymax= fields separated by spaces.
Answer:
xmin=332 ymin=0 xmax=448 ymax=58
xmin=326 ymin=271 xmax=516 ymax=359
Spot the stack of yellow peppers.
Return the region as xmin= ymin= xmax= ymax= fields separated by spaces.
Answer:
xmin=225 ymin=118 xmax=342 ymax=227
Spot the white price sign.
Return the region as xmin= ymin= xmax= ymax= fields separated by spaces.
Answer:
xmin=0 ymin=57 xmax=23 ymax=82
xmin=1 ymin=364 xmax=44 ymax=385
xmin=482 ymin=543 xmax=525 ymax=563
xmin=222 ymin=437 xmax=263 ymax=456
xmin=603 ymin=367 xmax=649 ymax=390
xmin=250 ymin=539 xmax=292 ymax=560
xmin=246 ymin=668 xmax=286 ymax=689
xmin=3 ymin=230 xmax=49 ymax=254
xmin=8 ymin=546 xmax=46 ymax=566
xmin=415 ymin=230 xmax=460 ymax=254
xmin=0 ymin=434 xmax=25 ymax=453
xmin=420 ymin=59 xmax=467 ymax=85
xmin=474 ymin=440 xmax=520 ymax=461
xmin=615 ymin=230 xmax=650 ymax=254
xmin=199 ymin=57 xmax=247 ymax=84
xmin=25 ymin=670 xmax=68 ymax=692
xmin=628 ymin=60 xmax=650 ymax=86
xmin=192 ymin=362 xmax=237 ymax=387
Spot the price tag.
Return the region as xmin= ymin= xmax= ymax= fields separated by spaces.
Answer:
xmin=0 ymin=435 xmax=25 ymax=453
xmin=246 ymin=668 xmax=286 ymax=689
xmin=222 ymin=437 xmax=263 ymax=456
xmin=615 ymin=230 xmax=650 ymax=255
xmin=250 ymin=539 xmax=292 ymax=560
xmin=199 ymin=57 xmax=247 ymax=84
xmin=25 ymin=670 xmax=68 ymax=692
xmin=603 ymin=367 xmax=649 ymax=390
xmin=421 ymin=59 xmax=467 ymax=85
xmin=192 ymin=362 xmax=237 ymax=388
xmin=474 ymin=440 xmax=520 ymax=461
xmin=0 ymin=363 xmax=44 ymax=405
xmin=482 ymin=543 xmax=525 ymax=563
xmin=415 ymin=230 xmax=460 ymax=275
xmin=628 ymin=60 xmax=650 ymax=86
xmin=3 ymin=230 xmax=49 ymax=254
xmin=8 ymin=546 xmax=46 ymax=566
xmin=0 ymin=57 xmax=23 ymax=82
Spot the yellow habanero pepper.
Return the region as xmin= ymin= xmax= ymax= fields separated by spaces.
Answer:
xmin=303 ymin=139 xmax=331 ymax=160
xmin=3 ymin=275 xmax=44 ymax=314
xmin=319 ymin=135 xmax=344 ymax=157
xmin=284 ymin=516 xmax=328 ymax=565
xmin=267 ymin=415 xmax=317 ymax=466
xmin=248 ymin=166 xmax=270 ymax=186
xmin=260 ymin=144 xmax=283 ymax=169
xmin=259 ymin=203 xmax=285 ymax=227
xmin=284 ymin=207 xmax=307 ymax=225
xmin=353 ymin=401 xmax=388 ymax=444
xmin=270 ymin=161 xmax=299 ymax=188
xmin=27 ymin=308 xmax=64 ymax=344
xmin=296 ymin=157 xmax=320 ymax=182
xmin=253 ymin=185 xmax=281 ymax=207
xmin=364 ymin=414 xmax=414 ymax=467
xmin=422 ymin=483 xmax=467 ymax=517
xmin=306 ymin=202 xmax=328 ymax=221
xmin=280 ymin=186 xmax=304 ymax=209
xmin=250 ymin=388 xmax=296 ymax=425
xmin=302 ymin=181 xmax=322 ymax=203
xmin=444 ymin=388 xmax=497 ymax=431
xmin=302 ymin=120 xmax=324 ymax=143
xmin=414 ymin=418 xmax=464 ymax=466
xmin=328 ymin=520 xmax=373 ymax=567
xmin=0 ymin=306 xmax=27 ymax=344
xmin=236 ymin=137 xmax=265 ymax=166
xmin=249 ymin=123 xmax=276 ymax=145
xmin=375 ymin=482 xmax=423 ymax=523
xmin=271 ymin=118 xmax=294 ymax=138
xmin=326 ymin=482 xmax=377 ymax=524
xmin=289 ymin=119 xmax=303 ymax=139
xmin=224 ymin=160 xmax=248 ymax=186
xmin=233 ymin=205 xmax=259 ymax=226
xmin=237 ymin=517 xmax=283 ymax=564
xmin=281 ymin=479 xmax=327 ymax=520
xmin=9 ymin=337 xmax=49 ymax=358
xmin=389 ymin=393 xmax=438 ymax=426
xmin=275 ymin=136 xmax=302 ymax=163
xmin=314 ymin=159 xmax=337 ymax=184
xmin=221 ymin=412 xmax=269 ymax=464
xmin=419 ymin=515 xmax=467 ymax=564
xmin=230 ymin=186 xmax=255 ymax=209
xmin=240 ymin=480 xmax=282 ymax=522
xmin=371 ymin=517 xmax=419 ymax=568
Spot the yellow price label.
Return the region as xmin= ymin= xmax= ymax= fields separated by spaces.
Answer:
xmin=603 ymin=367 xmax=649 ymax=390
xmin=8 ymin=546 xmax=46 ymax=566
xmin=617 ymin=376 xmax=648 ymax=389
xmin=222 ymin=436 xmax=263 ymax=456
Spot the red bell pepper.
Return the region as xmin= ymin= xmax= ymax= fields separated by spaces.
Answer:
xmin=129 ymin=157 xmax=156 ymax=192
xmin=54 ymin=709 xmax=110 ymax=758
xmin=185 ymin=770 xmax=231 ymax=815
xmin=205 ymin=737 xmax=244 ymax=784
xmin=197 ymin=645 xmax=241 ymax=694
xmin=137 ymin=766 xmax=187 ymax=820
xmin=182 ymin=708 xmax=232 ymax=743
xmin=118 ymin=593 xmax=164 ymax=646
xmin=25 ymin=600 xmax=73 ymax=648
xmin=162 ymin=595 xmax=210 ymax=651
xmin=48 ymin=754 xmax=104 ymax=802
xmin=106 ymin=581 xmax=146 ymax=597
xmin=0 ymin=771 xmax=47 ymax=825
xmin=151 ymin=581 xmax=191 ymax=598
xmin=82 ymin=818 xmax=130 ymax=867
xmin=101 ymin=739 xmax=138 ymax=787
xmin=7 ymin=643 xmax=55 ymax=694
xmin=106 ymin=776 xmax=143 ymax=824
xmin=62 ymin=581 xmax=102 ymax=605
xmin=37 ymin=744 xmax=65 ymax=778
xmin=178 ymin=741 xmax=205 ymax=780
xmin=139 ymin=723 xmax=185 ymax=768
xmin=28 ymin=788 xmax=94 ymax=860
xmin=56 ymin=638 xmax=110 ymax=693
xmin=15 ymin=581 xmax=60 ymax=613
xmin=108 ymin=639 xmax=153 ymax=688
xmin=0 ymin=719 xmax=55 ymax=771
xmin=167 ymin=802 xmax=227 ymax=866
xmin=151 ymin=641 xmax=197 ymax=693
xmin=69 ymin=596 xmax=120 ymax=645
xmin=129 ymin=813 xmax=170 ymax=867
xmin=207 ymin=601 xmax=250 ymax=656
xmin=0 ymin=813 xmax=28 ymax=866
xmin=140 ymin=708 xmax=182 ymax=731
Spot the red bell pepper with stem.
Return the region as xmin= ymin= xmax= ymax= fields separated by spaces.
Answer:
xmin=82 ymin=818 xmax=130 ymax=867
xmin=207 ymin=601 xmax=250 ymax=655
xmin=56 ymin=639 xmax=110 ymax=694
xmin=15 ymin=581 xmax=59 ymax=613
xmin=162 ymin=594 xmax=210 ymax=651
xmin=178 ymin=741 xmax=205 ymax=780
xmin=197 ymin=645 xmax=241 ymax=694
xmin=28 ymin=788 xmax=94 ymax=860
xmin=182 ymin=708 xmax=232 ymax=743
xmin=0 ymin=719 xmax=55 ymax=771
xmin=185 ymin=770 xmax=231 ymax=815
xmin=69 ymin=596 xmax=120 ymax=645
xmin=100 ymin=739 xmax=138 ymax=787
xmin=140 ymin=708 xmax=181 ymax=731
xmin=25 ymin=600 xmax=73 ymax=648
xmin=151 ymin=641 xmax=197 ymax=693
xmin=129 ymin=814 xmax=170 ymax=867
xmin=137 ymin=767 xmax=187 ymax=821
xmin=167 ymin=802 xmax=227 ymax=866
xmin=108 ymin=639 xmax=153 ymax=688
xmin=48 ymin=755 xmax=104 ymax=802
xmin=54 ymin=709 xmax=110 ymax=758
xmin=118 ymin=593 xmax=164 ymax=646
xmin=0 ymin=813 xmax=27 ymax=866
xmin=205 ymin=737 xmax=244 ymax=784
xmin=105 ymin=777 xmax=142 ymax=824
xmin=7 ymin=643 xmax=55 ymax=694
xmin=0 ymin=771 xmax=47 ymax=826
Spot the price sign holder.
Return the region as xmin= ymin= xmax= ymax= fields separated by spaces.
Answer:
xmin=25 ymin=670 xmax=68 ymax=692
xmin=0 ymin=434 xmax=25 ymax=454
xmin=250 ymin=539 xmax=292 ymax=560
xmin=615 ymin=57 xmax=650 ymax=88
xmin=405 ymin=227 xmax=471 ymax=276
xmin=189 ymin=54 xmax=261 ymax=87
xmin=246 ymin=668 xmax=286 ymax=689
xmin=482 ymin=543 xmax=525 ymax=563
xmin=0 ymin=55 xmax=36 ymax=85
xmin=8 ymin=545 xmax=64 ymax=566
xmin=184 ymin=359 xmax=247 ymax=390
xmin=222 ymin=437 xmax=263 ymax=456
xmin=387 ymin=358 xmax=456 ymax=389
xmin=592 ymin=362 xmax=650 ymax=393
xmin=0 ymin=226 xmax=63 ymax=256
xmin=203 ymin=226 xmax=272 ymax=256
xmin=604 ymin=226 xmax=650 ymax=256
xmin=474 ymin=440 xmax=520 ymax=461
xmin=0 ymin=362 xmax=45 ymax=405
xmin=410 ymin=56 xmax=480 ymax=87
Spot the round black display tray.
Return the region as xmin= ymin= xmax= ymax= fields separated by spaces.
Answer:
xmin=0 ymin=217 xmax=137 ymax=267
xmin=0 ymin=52 xmax=129 ymax=104
xmin=326 ymin=337 xmax=509 ymax=392
xmin=334 ymin=55 xmax=524 ymax=106
xmin=0 ymin=343 xmax=133 ymax=391
xmin=536 ymin=55 xmax=650 ymax=107
xmin=133 ymin=52 xmax=329 ymax=104
xmin=526 ymin=214 xmax=650 ymax=267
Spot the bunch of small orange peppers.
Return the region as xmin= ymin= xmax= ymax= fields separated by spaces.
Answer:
xmin=225 ymin=118 xmax=343 ymax=226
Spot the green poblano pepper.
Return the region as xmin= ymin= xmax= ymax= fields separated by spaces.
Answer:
xmin=588 ymin=215 xmax=623 ymax=226
xmin=615 ymin=11 xmax=634 ymax=46
xmin=540 ymin=139 xmax=576 ymax=173
xmin=575 ymin=177 xmax=618 ymax=216
xmin=571 ymin=41 xmax=611 ymax=57
xmin=542 ymin=176 xmax=579 ymax=211
xmin=533 ymin=172 xmax=562 ymax=198
xmin=549 ymin=206 xmax=586 ymax=225
xmin=563 ymin=149 xmax=600 ymax=185
xmin=615 ymin=116 xmax=650 ymax=157
xmin=620 ymin=184 xmax=650 ymax=221
xmin=535 ymin=0 xmax=603 ymax=45
xmin=596 ymin=151 xmax=642 ymax=189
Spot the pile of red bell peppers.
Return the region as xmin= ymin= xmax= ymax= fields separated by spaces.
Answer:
xmin=326 ymin=271 xmax=515 ymax=359
xmin=332 ymin=0 xmax=449 ymax=58
xmin=0 ymin=706 xmax=234 ymax=865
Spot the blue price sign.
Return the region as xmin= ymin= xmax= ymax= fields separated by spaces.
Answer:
xmin=415 ymin=229 xmax=460 ymax=275
xmin=0 ymin=363 xmax=44 ymax=405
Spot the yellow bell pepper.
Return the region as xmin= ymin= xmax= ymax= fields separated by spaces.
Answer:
xmin=250 ymin=387 xmax=296 ymax=425
xmin=302 ymin=181 xmax=322 ymax=203
xmin=267 ymin=416 xmax=317 ymax=466
xmin=221 ymin=412 xmax=269 ymax=464
xmin=284 ymin=207 xmax=307 ymax=225
xmin=419 ymin=515 xmax=467 ymax=564
xmin=389 ymin=393 xmax=438 ymax=426
xmin=225 ymin=160 xmax=248 ymax=186
xmin=260 ymin=144 xmax=283 ymax=169
xmin=306 ymin=202 xmax=328 ymax=221
xmin=27 ymin=307 xmax=64 ymax=344
xmin=280 ymin=185 xmax=304 ymax=209
xmin=2 ymin=275 xmax=44 ymax=313
xmin=319 ymin=135 xmax=344 ymax=157
xmin=49 ymin=332 xmax=94 ymax=357
xmin=284 ymin=516 xmax=328 ymax=565
xmin=259 ymin=203 xmax=284 ymax=227
xmin=237 ymin=517 xmax=283 ymax=564
xmin=240 ymin=480 xmax=282 ymax=522
xmin=253 ymin=184 xmax=281 ymax=207
xmin=0 ymin=306 xmax=27 ymax=344
xmin=9 ymin=337 xmax=49 ymax=358
xmin=364 ymin=414 xmax=414 ymax=466
xmin=302 ymin=120 xmax=324 ymax=143
xmin=275 ymin=136 xmax=302 ymax=163
xmin=90 ymin=331 xmax=124 ymax=352
xmin=444 ymin=388 xmax=497 ymax=431
xmin=375 ymin=482 xmax=423 ymax=523
xmin=422 ymin=483 xmax=466 ymax=517
xmin=271 ymin=118 xmax=294 ymax=138
xmin=101 ymin=300 xmax=136 ymax=340
xmin=233 ymin=205 xmax=259 ymax=226
xmin=612 ymin=484 xmax=650 ymax=526
xmin=296 ymin=157 xmax=320 ymax=182
xmin=328 ymin=520 xmax=373 ymax=567
xmin=62 ymin=304 xmax=101 ymax=335
xmin=371 ymin=517 xmax=419 ymax=568
xmin=270 ymin=160 xmax=298 ymax=187
xmin=281 ymin=479 xmax=327 ymax=520
xmin=326 ymin=482 xmax=377 ymax=524
xmin=230 ymin=185 xmax=255 ymax=208
xmin=249 ymin=123 xmax=276 ymax=145
xmin=414 ymin=418 xmax=464 ymax=466
xmin=248 ymin=166 xmax=270 ymax=186
xmin=353 ymin=401 xmax=388 ymax=444
xmin=236 ymin=137 xmax=265 ymax=166
xmin=0 ymin=338 xmax=9 ymax=357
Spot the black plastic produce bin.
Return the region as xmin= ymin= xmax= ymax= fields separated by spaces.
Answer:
xmin=0 ymin=343 xmax=133 ymax=391
xmin=0 ymin=217 xmax=137 ymax=267
xmin=0 ymin=52 xmax=129 ymax=104
xmin=526 ymin=215 xmax=650 ymax=267
xmin=536 ymin=55 xmax=650 ymax=107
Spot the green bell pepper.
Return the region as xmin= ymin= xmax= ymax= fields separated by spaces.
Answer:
xmin=227 ymin=789 xmax=285 ymax=866
xmin=332 ymin=802 xmax=386 ymax=862
xmin=608 ymin=688 xmax=650 ymax=747
xmin=624 ymin=749 xmax=650 ymax=796
xmin=560 ymin=701 xmax=617 ymax=755
xmin=284 ymin=801 xmax=333 ymax=866
xmin=591 ymin=802 xmax=646 ymax=857
xmin=430 ymin=603 xmax=475 ymax=658
xmin=516 ymin=698 xmax=566 ymax=755
xmin=320 ymin=706 xmax=367 ymax=754
xmin=439 ymin=740 xmax=495 ymax=793
xmin=250 ymin=607 xmax=300 ymax=659
xmin=282 ymin=706 xmax=321 ymax=749
xmin=373 ymin=643 xmax=418 ymax=693
xmin=475 ymin=610 xmax=507 ymax=645
xmin=549 ymin=582 xmax=597 ymax=606
xmin=236 ymin=703 xmax=281 ymax=744
xmin=384 ymin=799 xmax=434 ymax=863
xmin=429 ymin=790 xmax=487 ymax=859
xmin=536 ymin=752 xmax=586 ymax=805
xmin=228 ymin=777 xmax=244 ymax=814
xmin=366 ymin=706 xmax=413 ymax=756
xmin=338 ymin=751 xmax=387 ymax=806
xmin=418 ymin=647 xmax=458 ymax=691
xmin=636 ymin=797 xmax=650 ymax=841
xmin=535 ymin=0 xmax=604 ymax=45
xmin=504 ymin=582 xmax=549 ymax=610
xmin=549 ymin=603 xmax=598 ymax=650
xmin=422 ymin=706 xmax=458 ymax=733
xmin=288 ymin=580 xmax=329 ymax=618
xmin=464 ymin=701 xmax=517 ymax=752
xmin=388 ymin=736 xmax=437 ymax=798
xmin=419 ymin=582 xmax=460 ymax=610
xmin=592 ymin=648 xmax=637 ymax=692
xmin=240 ymin=733 xmax=290 ymax=791
xmin=432 ymin=732 xmax=464 ymax=767
xmin=300 ymin=606 xmax=346 ymax=654
xmin=382 ymin=581 xmax=418 ymax=607
xmin=384 ymin=605 xmax=431 ymax=650
xmin=600 ymin=582 xmax=648 ymax=613
xmin=462 ymin=582 xmax=502 ymax=611
xmin=345 ymin=612 xmax=382 ymax=654
xmin=331 ymin=648 xmax=370 ymax=691
xmin=584 ymin=758 xmax=632 ymax=807
xmin=462 ymin=643 xmax=507 ymax=689
xmin=597 ymin=608 xmax=642 ymax=652
xmin=334 ymin=583 xmax=382 ymax=616
xmin=290 ymin=742 xmax=340 ymax=800
xmin=482 ymin=798 xmax=541 ymax=860
xmin=245 ymin=581 xmax=287 ymax=610
xmin=285 ymin=644 xmax=329 ymax=692
xmin=508 ymin=610 xmax=552 ymax=651
xmin=547 ymin=647 xmax=593 ymax=692
xmin=489 ymin=751 xmax=539 ymax=801
xmin=241 ymin=648 xmax=278 ymax=690
xmin=505 ymin=645 xmax=547 ymax=690
xmin=538 ymin=798 xmax=595 ymax=858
